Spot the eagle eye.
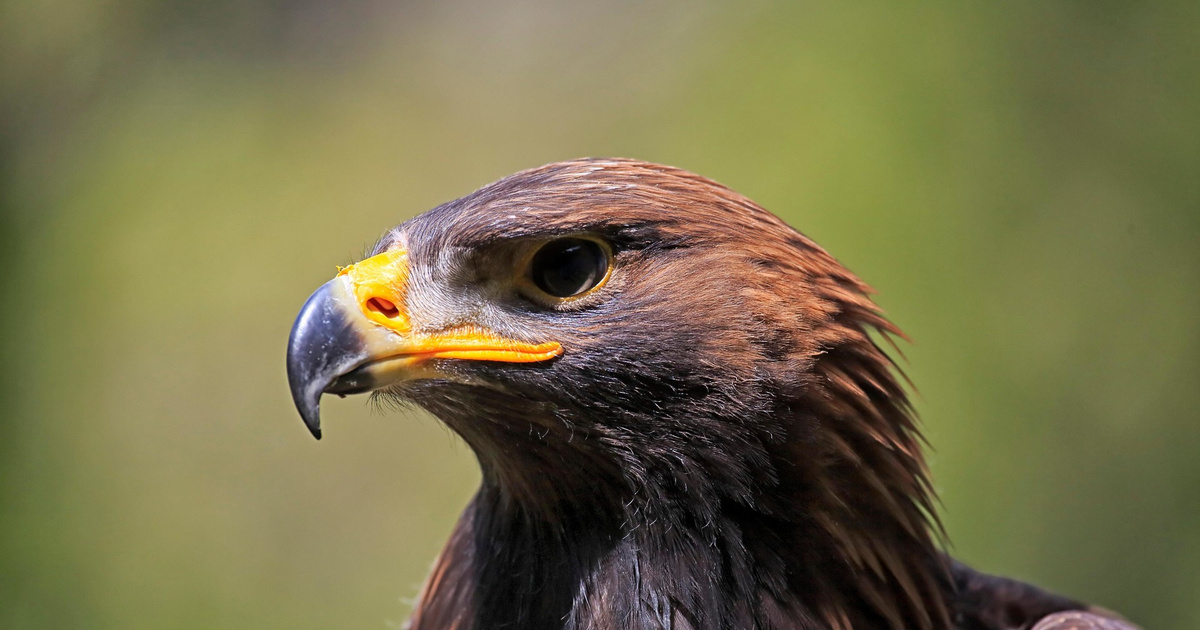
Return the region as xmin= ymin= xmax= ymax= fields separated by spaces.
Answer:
xmin=528 ymin=238 xmax=611 ymax=300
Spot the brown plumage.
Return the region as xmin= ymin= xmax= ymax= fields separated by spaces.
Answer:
xmin=286 ymin=158 xmax=1138 ymax=630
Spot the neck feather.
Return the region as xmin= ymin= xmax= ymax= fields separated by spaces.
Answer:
xmin=406 ymin=342 xmax=952 ymax=630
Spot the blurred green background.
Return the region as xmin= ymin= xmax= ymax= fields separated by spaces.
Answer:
xmin=2 ymin=1 xmax=1197 ymax=628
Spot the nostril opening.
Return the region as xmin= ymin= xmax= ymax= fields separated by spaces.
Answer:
xmin=365 ymin=297 xmax=400 ymax=318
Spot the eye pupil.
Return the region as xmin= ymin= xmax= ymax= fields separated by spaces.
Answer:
xmin=530 ymin=238 xmax=609 ymax=299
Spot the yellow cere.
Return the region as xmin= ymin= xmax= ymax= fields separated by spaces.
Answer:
xmin=337 ymin=249 xmax=412 ymax=333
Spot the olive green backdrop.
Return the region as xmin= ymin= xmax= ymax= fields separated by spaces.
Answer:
xmin=2 ymin=2 xmax=1197 ymax=628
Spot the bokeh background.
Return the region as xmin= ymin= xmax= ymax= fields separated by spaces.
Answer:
xmin=2 ymin=1 xmax=1197 ymax=628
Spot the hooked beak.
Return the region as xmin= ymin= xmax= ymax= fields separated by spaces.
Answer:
xmin=285 ymin=249 xmax=562 ymax=439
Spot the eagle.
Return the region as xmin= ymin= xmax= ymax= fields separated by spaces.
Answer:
xmin=286 ymin=159 xmax=1137 ymax=630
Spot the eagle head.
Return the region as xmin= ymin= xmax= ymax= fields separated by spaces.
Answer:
xmin=286 ymin=159 xmax=1113 ymax=630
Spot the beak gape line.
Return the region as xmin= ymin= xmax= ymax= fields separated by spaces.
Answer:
xmin=286 ymin=249 xmax=562 ymax=439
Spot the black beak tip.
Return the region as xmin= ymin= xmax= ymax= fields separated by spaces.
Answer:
xmin=287 ymin=279 xmax=368 ymax=441
xmin=288 ymin=374 xmax=326 ymax=440
xmin=298 ymin=395 xmax=323 ymax=440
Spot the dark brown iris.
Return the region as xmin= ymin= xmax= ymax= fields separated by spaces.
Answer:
xmin=529 ymin=238 xmax=609 ymax=298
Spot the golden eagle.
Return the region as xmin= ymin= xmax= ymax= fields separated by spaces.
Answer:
xmin=287 ymin=159 xmax=1136 ymax=630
